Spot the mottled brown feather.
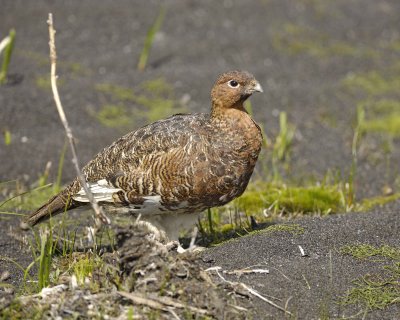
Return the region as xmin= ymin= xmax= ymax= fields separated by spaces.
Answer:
xmin=24 ymin=70 xmax=263 ymax=229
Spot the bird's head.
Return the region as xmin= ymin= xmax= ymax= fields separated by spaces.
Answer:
xmin=211 ymin=70 xmax=263 ymax=117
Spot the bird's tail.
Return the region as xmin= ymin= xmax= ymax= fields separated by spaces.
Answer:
xmin=22 ymin=180 xmax=81 ymax=228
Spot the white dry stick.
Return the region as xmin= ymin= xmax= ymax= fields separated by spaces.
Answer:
xmin=207 ymin=267 xmax=292 ymax=316
xmin=298 ymin=245 xmax=307 ymax=257
xmin=224 ymin=267 xmax=269 ymax=276
xmin=117 ymin=291 xmax=210 ymax=316
xmin=47 ymin=13 xmax=110 ymax=228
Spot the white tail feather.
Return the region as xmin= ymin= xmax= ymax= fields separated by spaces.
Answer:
xmin=73 ymin=179 xmax=120 ymax=203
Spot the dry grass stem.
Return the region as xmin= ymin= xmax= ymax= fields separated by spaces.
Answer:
xmin=47 ymin=13 xmax=110 ymax=228
xmin=206 ymin=266 xmax=292 ymax=315
xmin=117 ymin=291 xmax=210 ymax=316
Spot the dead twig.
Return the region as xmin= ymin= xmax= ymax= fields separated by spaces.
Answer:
xmin=117 ymin=291 xmax=210 ymax=316
xmin=224 ymin=268 xmax=269 ymax=277
xmin=298 ymin=245 xmax=308 ymax=257
xmin=47 ymin=13 xmax=109 ymax=228
xmin=206 ymin=266 xmax=292 ymax=316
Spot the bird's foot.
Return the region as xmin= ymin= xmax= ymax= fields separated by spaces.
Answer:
xmin=135 ymin=218 xmax=168 ymax=243
xmin=165 ymin=240 xmax=205 ymax=254
xmin=177 ymin=244 xmax=206 ymax=254
xmin=165 ymin=240 xmax=180 ymax=251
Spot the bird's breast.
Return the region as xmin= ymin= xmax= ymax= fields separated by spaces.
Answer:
xmin=190 ymin=115 xmax=262 ymax=206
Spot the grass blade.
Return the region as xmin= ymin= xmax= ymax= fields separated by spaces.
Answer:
xmin=137 ymin=7 xmax=166 ymax=71
xmin=0 ymin=29 xmax=16 ymax=85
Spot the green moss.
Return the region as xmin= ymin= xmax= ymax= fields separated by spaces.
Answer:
xmin=1 ymin=184 xmax=58 ymax=212
xmin=135 ymin=96 xmax=182 ymax=123
xmin=18 ymin=50 xmax=89 ymax=75
xmin=361 ymin=115 xmax=400 ymax=137
xmin=95 ymin=83 xmax=136 ymax=101
xmin=234 ymin=183 xmax=343 ymax=216
xmin=140 ymin=77 xmax=173 ymax=96
xmin=70 ymin=253 xmax=103 ymax=287
xmin=95 ymin=104 xmax=134 ymax=129
xmin=219 ymin=223 xmax=235 ymax=234
xmin=341 ymin=273 xmax=400 ymax=310
xmin=341 ymin=71 xmax=400 ymax=96
xmin=358 ymin=193 xmax=400 ymax=212
xmin=361 ymin=99 xmax=400 ymax=115
xmin=272 ymin=23 xmax=378 ymax=59
xmin=355 ymin=99 xmax=400 ymax=137
xmin=340 ymin=244 xmax=400 ymax=261
xmin=0 ymin=299 xmax=48 ymax=320
xmin=3 ymin=129 xmax=11 ymax=145
xmin=340 ymin=245 xmax=400 ymax=312
xmin=94 ymin=78 xmax=185 ymax=126
xmin=35 ymin=74 xmax=64 ymax=90
xmin=73 ymin=256 xmax=95 ymax=285
xmin=259 ymin=223 xmax=304 ymax=235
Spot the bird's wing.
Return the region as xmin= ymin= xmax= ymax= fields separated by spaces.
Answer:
xmin=73 ymin=113 xmax=210 ymax=204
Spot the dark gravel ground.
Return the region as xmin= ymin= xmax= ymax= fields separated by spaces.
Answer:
xmin=202 ymin=211 xmax=400 ymax=319
xmin=1 ymin=0 xmax=399 ymax=318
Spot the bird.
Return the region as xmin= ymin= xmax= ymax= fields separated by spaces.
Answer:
xmin=23 ymin=70 xmax=263 ymax=249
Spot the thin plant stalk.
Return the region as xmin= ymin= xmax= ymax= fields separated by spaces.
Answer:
xmin=207 ymin=208 xmax=214 ymax=235
xmin=137 ymin=7 xmax=166 ymax=71
xmin=0 ymin=29 xmax=16 ymax=84
xmin=47 ymin=13 xmax=109 ymax=228
xmin=55 ymin=140 xmax=68 ymax=192
xmin=347 ymin=105 xmax=365 ymax=209
xmin=38 ymin=228 xmax=53 ymax=290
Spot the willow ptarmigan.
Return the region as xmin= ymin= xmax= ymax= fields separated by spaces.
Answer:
xmin=24 ymin=70 xmax=263 ymax=245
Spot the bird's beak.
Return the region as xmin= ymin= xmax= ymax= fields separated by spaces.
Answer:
xmin=252 ymin=81 xmax=263 ymax=93
xmin=242 ymin=80 xmax=264 ymax=99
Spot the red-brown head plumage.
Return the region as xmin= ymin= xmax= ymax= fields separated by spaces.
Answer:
xmin=211 ymin=70 xmax=263 ymax=117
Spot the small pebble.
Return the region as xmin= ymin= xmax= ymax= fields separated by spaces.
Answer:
xmin=0 ymin=271 xmax=10 ymax=282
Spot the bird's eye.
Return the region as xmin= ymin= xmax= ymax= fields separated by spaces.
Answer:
xmin=228 ymin=80 xmax=239 ymax=88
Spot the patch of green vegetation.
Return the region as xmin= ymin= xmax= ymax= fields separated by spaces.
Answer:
xmin=37 ymin=228 xmax=55 ymax=290
xmin=94 ymin=104 xmax=133 ymax=128
xmin=341 ymin=71 xmax=400 ymax=96
xmin=141 ymin=77 xmax=172 ymax=96
xmin=354 ymin=99 xmax=400 ymax=137
xmin=361 ymin=115 xmax=400 ymax=137
xmin=272 ymin=23 xmax=378 ymax=59
xmin=272 ymin=112 xmax=295 ymax=162
xmin=342 ymin=68 xmax=400 ymax=139
xmin=234 ymin=182 xmax=343 ymax=216
xmin=95 ymin=83 xmax=135 ymax=101
xmin=0 ymin=299 xmax=48 ymax=320
xmin=340 ymin=245 xmax=400 ymax=313
xmin=35 ymin=74 xmax=65 ymax=90
xmin=361 ymin=99 xmax=400 ymax=115
xmin=204 ymin=222 xmax=304 ymax=247
xmin=258 ymin=223 xmax=305 ymax=235
xmin=94 ymin=78 xmax=185 ymax=127
xmin=340 ymin=244 xmax=400 ymax=261
xmin=358 ymin=193 xmax=400 ymax=212
xmin=271 ymin=112 xmax=296 ymax=180
xmin=1 ymin=182 xmax=57 ymax=213
xmin=1 ymin=143 xmax=67 ymax=213
xmin=342 ymin=271 xmax=400 ymax=311
xmin=18 ymin=50 xmax=89 ymax=75
xmin=71 ymin=253 xmax=102 ymax=286
xmin=3 ymin=129 xmax=11 ymax=145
